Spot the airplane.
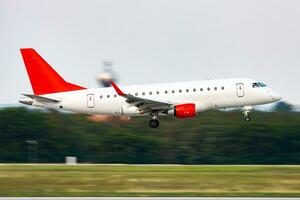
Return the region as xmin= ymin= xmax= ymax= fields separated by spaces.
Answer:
xmin=19 ymin=48 xmax=282 ymax=128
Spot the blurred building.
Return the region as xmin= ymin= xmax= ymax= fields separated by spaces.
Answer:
xmin=88 ymin=59 xmax=129 ymax=122
xmin=97 ymin=59 xmax=118 ymax=87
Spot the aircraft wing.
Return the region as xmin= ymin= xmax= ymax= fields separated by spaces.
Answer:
xmin=111 ymin=82 xmax=174 ymax=114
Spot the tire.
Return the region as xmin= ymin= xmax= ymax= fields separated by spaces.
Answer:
xmin=244 ymin=116 xmax=251 ymax=122
xmin=149 ymin=119 xmax=159 ymax=128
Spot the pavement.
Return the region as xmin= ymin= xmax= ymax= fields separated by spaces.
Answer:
xmin=0 ymin=198 xmax=300 ymax=200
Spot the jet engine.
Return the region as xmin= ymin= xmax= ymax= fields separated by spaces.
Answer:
xmin=168 ymin=103 xmax=196 ymax=118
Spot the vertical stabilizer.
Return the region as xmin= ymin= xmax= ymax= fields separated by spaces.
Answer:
xmin=20 ymin=48 xmax=85 ymax=95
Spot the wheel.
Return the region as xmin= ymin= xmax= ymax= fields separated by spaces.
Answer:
xmin=244 ymin=116 xmax=251 ymax=122
xmin=149 ymin=119 xmax=159 ymax=128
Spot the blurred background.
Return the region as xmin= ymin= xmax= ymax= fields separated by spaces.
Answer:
xmin=0 ymin=0 xmax=300 ymax=164
xmin=0 ymin=106 xmax=299 ymax=164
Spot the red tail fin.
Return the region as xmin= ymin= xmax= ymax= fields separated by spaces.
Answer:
xmin=20 ymin=48 xmax=85 ymax=95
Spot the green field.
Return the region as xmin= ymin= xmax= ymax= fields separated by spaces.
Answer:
xmin=0 ymin=165 xmax=300 ymax=197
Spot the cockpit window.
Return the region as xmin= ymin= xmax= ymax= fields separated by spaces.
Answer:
xmin=252 ymin=82 xmax=267 ymax=88
xmin=259 ymin=82 xmax=266 ymax=87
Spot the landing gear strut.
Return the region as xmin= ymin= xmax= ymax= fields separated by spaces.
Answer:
xmin=149 ymin=115 xmax=159 ymax=128
xmin=243 ymin=106 xmax=251 ymax=122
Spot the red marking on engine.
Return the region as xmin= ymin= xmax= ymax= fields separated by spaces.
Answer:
xmin=175 ymin=103 xmax=196 ymax=118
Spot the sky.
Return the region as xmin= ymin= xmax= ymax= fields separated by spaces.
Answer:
xmin=0 ymin=0 xmax=300 ymax=105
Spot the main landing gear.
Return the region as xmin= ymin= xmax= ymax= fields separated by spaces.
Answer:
xmin=149 ymin=116 xmax=160 ymax=128
xmin=243 ymin=106 xmax=252 ymax=122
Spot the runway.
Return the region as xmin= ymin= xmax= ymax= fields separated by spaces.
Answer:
xmin=0 ymin=198 xmax=300 ymax=200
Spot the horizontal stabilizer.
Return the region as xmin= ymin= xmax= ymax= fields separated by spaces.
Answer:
xmin=22 ymin=94 xmax=60 ymax=103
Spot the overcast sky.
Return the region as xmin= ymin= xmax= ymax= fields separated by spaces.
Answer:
xmin=0 ymin=0 xmax=299 ymax=105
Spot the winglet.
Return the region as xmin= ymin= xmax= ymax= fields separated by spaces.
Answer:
xmin=111 ymin=81 xmax=126 ymax=96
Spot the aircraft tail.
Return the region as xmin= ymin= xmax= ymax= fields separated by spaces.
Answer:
xmin=20 ymin=48 xmax=85 ymax=95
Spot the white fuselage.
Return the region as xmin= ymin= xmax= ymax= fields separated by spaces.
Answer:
xmin=31 ymin=78 xmax=281 ymax=116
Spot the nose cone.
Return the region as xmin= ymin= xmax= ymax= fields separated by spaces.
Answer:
xmin=271 ymin=91 xmax=282 ymax=102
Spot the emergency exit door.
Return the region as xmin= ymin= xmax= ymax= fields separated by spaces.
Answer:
xmin=87 ymin=94 xmax=95 ymax=108
xmin=236 ymin=83 xmax=244 ymax=97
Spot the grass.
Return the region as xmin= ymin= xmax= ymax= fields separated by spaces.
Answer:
xmin=0 ymin=165 xmax=300 ymax=197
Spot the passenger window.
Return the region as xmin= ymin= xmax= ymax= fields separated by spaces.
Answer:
xmin=149 ymin=91 xmax=152 ymax=95
xmin=107 ymin=95 xmax=110 ymax=98
xmin=165 ymin=90 xmax=168 ymax=94
xmin=221 ymin=86 xmax=225 ymax=90
xmin=135 ymin=92 xmax=138 ymax=96
xmin=186 ymin=89 xmax=189 ymax=92
xmin=193 ymin=88 xmax=196 ymax=92
xmin=200 ymin=88 xmax=203 ymax=92
xmin=214 ymin=87 xmax=217 ymax=91
xmin=207 ymin=88 xmax=210 ymax=91
xmin=114 ymin=94 xmax=117 ymax=98
xmin=142 ymin=92 xmax=145 ymax=96
xmin=179 ymin=89 xmax=182 ymax=93
xmin=172 ymin=90 xmax=175 ymax=93
xmin=100 ymin=95 xmax=103 ymax=99
xmin=156 ymin=91 xmax=159 ymax=95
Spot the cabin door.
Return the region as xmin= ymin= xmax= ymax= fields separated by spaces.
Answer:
xmin=87 ymin=94 xmax=95 ymax=108
xmin=236 ymin=83 xmax=244 ymax=97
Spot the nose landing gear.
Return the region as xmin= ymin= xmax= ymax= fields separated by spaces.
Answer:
xmin=244 ymin=115 xmax=251 ymax=122
xmin=243 ymin=106 xmax=252 ymax=122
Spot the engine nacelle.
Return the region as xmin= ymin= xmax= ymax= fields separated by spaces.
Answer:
xmin=168 ymin=103 xmax=196 ymax=118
